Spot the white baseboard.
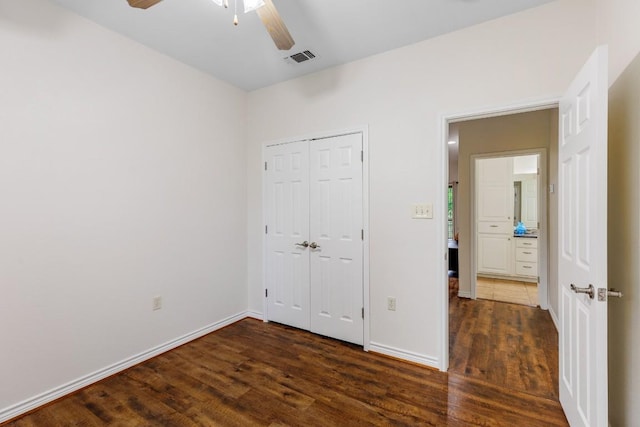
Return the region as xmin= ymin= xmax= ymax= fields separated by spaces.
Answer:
xmin=368 ymin=342 xmax=439 ymax=369
xmin=245 ymin=310 xmax=264 ymax=321
xmin=457 ymin=290 xmax=472 ymax=298
xmin=0 ymin=311 xmax=252 ymax=424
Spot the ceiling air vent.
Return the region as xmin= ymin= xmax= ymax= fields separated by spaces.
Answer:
xmin=284 ymin=50 xmax=317 ymax=65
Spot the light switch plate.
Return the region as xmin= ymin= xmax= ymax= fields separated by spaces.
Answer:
xmin=412 ymin=203 xmax=433 ymax=219
xmin=423 ymin=204 xmax=433 ymax=219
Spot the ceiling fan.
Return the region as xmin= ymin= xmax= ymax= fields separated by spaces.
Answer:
xmin=126 ymin=0 xmax=295 ymax=51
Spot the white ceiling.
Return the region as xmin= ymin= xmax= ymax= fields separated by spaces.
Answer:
xmin=50 ymin=0 xmax=553 ymax=91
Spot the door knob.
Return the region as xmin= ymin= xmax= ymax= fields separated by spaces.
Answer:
xmin=295 ymin=241 xmax=309 ymax=248
xmin=309 ymin=242 xmax=321 ymax=249
xmin=570 ymin=283 xmax=594 ymax=299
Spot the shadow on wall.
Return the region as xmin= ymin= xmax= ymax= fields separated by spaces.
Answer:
xmin=607 ymin=51 xmax=640 ymax=427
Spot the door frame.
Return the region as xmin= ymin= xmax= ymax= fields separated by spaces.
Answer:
xmin=470 ymin=149 xmax=548 ymax=308
xmin=261 ymin=126 xmax=371 ymax=350
xmin=439 ymin=99 xmax=558 ymax=371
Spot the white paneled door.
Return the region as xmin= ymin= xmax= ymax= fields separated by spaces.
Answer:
xmin=265 ymin=133 xmax=364 ymax=346
xmin=309 ymin=134 xmax=364 ymax=345
xmin=558 ymin=46 xmax=608 ymax=427
xmin=264 ymin=141 xmax=310 ymax=331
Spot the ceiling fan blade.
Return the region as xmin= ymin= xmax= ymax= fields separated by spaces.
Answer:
xmin=256 ymin=0 xmax=295 ymax=51
xmin=127 ymin=0 xmax=163 ymax=9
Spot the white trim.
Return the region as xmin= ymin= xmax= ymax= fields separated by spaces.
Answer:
xmin=262 ymin=125 xmax=370 ymax=148
xmin=439 ymin=116 xmax=450 ymax=371
xmin=369 ymin=342 xmax=439 ymax=369
xmin=0 ymin=311 xmax=252 ymax=424
xmin=440 ymin=97 xmax=560 ymax=375
xmin=261 ymin=142 xmax=269 ymax=322
xmin=246 ymin=310 xmax=264 ymax=321
xmin=457 ymin=290 xmax=472 ymax=299
xmin=445 ymin=98 xmax=560 ymax=123
xmin=261 ymin=126 xmax=371 ymax=350
xmin=362 ymin=127 xmax=371 ymax=351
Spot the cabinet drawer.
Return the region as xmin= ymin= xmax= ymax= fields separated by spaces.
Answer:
xmin=516 ymin=261 xmax=537 ymax=276
xmin=516 ymin=247 xmax=537 ymax=262
xmin=478 ymin=222 xmax=511 ymax=234
xmin=515 ymin=238 xmax=538 ymax=248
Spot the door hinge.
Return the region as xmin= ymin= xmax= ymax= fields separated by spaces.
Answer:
xmin=265 ymin=225 xmax=268 ymax=234
xmin=361 ymin=229 xmax=364 ymax=241
xmin=361 ymin=307 xmax=364 ymax=319
xmin=264 ymin=161 xmax=267 ymax=171
xmin=361 ymin=150 xmax=364 ymax=162
xmin=537 ymin=222 xmax=540 ymax=228
xmin=265 ymin=289 xmax=268 ymax=298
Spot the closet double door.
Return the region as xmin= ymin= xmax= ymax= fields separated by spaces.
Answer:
xmin=264 ymin=133 xmax=364 ymax=345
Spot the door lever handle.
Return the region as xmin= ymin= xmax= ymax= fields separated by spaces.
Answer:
xmin=309 ymin=242 xmax=321 ymax=249
xmin=597 ymin=288 xmax=624 ymax=301
xmin=607 ymin=289 xmax=624 ymax=298
xmin=295 ymin=241 xmax=309 ymax=248
xmin=570 ymin=283 xmax=595 ymax=299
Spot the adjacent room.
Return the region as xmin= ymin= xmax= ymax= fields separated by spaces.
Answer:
xmin=1 ymin=0 xmax=639 ymax=425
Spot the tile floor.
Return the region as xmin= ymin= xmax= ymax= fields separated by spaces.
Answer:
xmin=476 ymin=276 xmax=538 ymax=307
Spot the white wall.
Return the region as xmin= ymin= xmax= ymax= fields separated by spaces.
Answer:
xmin=247 ymin=0 xmax=596 ymax=365
xmin=596 ymin=0 xmax=640 ymax=85
xmin=607 ymin=51 xmax=640 ymax=427
xmin=595 ymin=1 xmax=640 ymax=425
xmin=0 ymin=0 xmax=247 ymax=419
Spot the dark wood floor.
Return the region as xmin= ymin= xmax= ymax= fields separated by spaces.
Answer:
xmin=5 ymin=281 xmax=567 ymax=426
xmin=448 ymin=277 xmax=561 ymax=401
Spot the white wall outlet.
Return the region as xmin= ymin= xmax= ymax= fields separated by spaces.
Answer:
xmin=412 ymin=203 xmax=433 ymax=219
xmin=152 ymin=296 xmax=162 ymax=311
xmin=387 ymin=297 xmax=397 ymax=311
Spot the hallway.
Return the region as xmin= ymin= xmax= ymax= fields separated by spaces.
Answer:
xmin=449 ymin=277 xmax=560 ymax=401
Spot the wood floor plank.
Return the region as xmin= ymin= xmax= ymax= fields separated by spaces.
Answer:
xmin=4 ymin=280 xmax=567 ymax=426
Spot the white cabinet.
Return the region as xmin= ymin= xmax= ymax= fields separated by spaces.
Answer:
xmin=514 ymin=238 xmax=538 ymax=278
xmin=478 ymin=233 xmax=512 ymax=275
xmin=477 ymin=157 xmax=513 ymax=222
xmin=477 ymin=157 xmax=514 ymax=276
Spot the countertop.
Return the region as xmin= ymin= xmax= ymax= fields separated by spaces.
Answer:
xmin=513 ymin=233 xmax=537 ymax=238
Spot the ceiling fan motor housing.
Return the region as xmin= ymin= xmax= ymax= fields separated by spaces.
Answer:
xmin=127 ymin=0 xmax=163 ymax=9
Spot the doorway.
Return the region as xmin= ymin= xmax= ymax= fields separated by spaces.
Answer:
xmin=474 ymin=152 xmax=543 ymax=308
xmin=445 ymin=106 xmax=560 ymax=399
xmin=446 ymin=107 xmax=558 ymax=312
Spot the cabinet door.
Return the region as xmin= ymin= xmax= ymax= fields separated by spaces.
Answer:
xmin=477 ymin=234 xmax=512 ymax=275
xmin=477 ymin=157 xmax=513 ymax=223
xmin=521 ymin=177 xmax=538 ymax=228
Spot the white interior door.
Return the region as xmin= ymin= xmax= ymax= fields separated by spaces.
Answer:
xmin=309 ymin=133 xmax=364 ymax=345
xmin=265 ymin=141 xmax=310 ymax=330
xmin=558 ymin=46 xmax=608 ymax=427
